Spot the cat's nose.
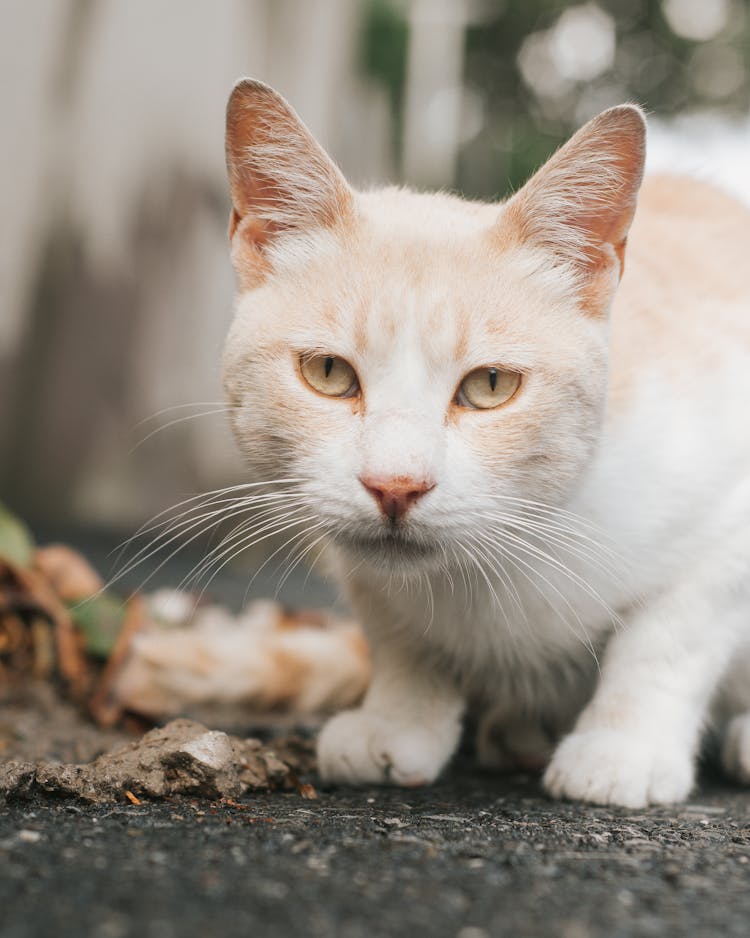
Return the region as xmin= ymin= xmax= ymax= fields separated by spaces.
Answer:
xmin=359 ymin=474 xmax=436 ymax=522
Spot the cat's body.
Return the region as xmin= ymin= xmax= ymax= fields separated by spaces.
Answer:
xmin=223 ymin=80 xmax=750 ymax=807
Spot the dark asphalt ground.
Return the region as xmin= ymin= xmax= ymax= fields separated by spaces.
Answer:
xmin=2 ymin=770 xmax=749 ymax=938
xmin=2 ymin=525 xmax=749 ymax=937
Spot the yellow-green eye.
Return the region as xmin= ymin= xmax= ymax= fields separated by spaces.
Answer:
xmin=299 ymin=354 xmax=359 ymax=398
xmin=457 ymin=367 xmax=521 ymax=410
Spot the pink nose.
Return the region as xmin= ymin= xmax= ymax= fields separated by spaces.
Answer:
xmin=360 ymin=475 xmax=436 ymax=522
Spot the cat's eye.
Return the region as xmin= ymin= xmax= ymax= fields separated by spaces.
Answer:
xmin=457 ymin=367 xmax=521 ymax=410
xmin=299 ymin=354 xmax=359 ymax=398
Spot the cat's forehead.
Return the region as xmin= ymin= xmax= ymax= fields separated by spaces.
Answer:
xmin=241 ymin=187 xmax=590 ymax=375
xmin=296 ymin=207 xmax=575 ymax=365
xmin=357 ymin=187 xmax=500 ymax=239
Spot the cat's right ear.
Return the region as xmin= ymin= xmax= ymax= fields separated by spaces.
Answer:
xmin=499 ymin=105 xmax=646 ymax=315
xmin=225 ymin=80 xmax=353 ymax=259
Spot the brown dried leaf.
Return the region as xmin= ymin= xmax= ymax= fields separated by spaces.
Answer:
xmin=32 ymin=545 xmax=104 ymax=603
xmin=0 ymin=559 xmax=90 ymax=695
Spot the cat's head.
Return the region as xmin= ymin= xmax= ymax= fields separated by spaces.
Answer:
xmin=222 ymin=80 xmax=645 ymax=573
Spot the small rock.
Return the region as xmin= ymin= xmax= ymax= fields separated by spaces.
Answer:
xmin=0 ymin=763 xmax=36 ymax=799
xmin=2 ymin=719 xmax=301 ymax=803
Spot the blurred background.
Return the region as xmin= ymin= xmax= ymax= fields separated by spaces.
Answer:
xmin=3 ymin=0 xmax=750 ymax=545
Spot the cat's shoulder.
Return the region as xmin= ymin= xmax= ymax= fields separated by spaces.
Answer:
xmin=608 ymin=173 xmax=750 ymax=414
xmin=634 ymin=173 xmax=750 ymax=228
xmin=623 ymin=171 xmax=750 ymax=298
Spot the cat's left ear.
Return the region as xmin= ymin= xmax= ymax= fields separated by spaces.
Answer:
xmin=501 ymin=105 xmax=646 ymax=307
xmin=225 ymin=79 xmax=353 ymax=250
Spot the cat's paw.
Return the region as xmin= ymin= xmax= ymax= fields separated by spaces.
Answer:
xmin=317 ymin=709 xmax=451 ymax=786
xmin=543 ymin=729 xmax=694 ymax=808
xmin=476 ymin=715 xmax=554 ymax=773
xmin=722 ymin=713 xmax=750 ymax=784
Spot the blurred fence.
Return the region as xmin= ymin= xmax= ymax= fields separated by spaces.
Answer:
xmin=2 ymin=0 xmax=749 ymax=530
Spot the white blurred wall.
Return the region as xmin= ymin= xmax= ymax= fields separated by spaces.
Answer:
xmin=0 ymin=0 xmax=393 ymax=527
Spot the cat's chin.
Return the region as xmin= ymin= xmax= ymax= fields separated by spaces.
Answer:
xmin=332 ymin=527 xmax=443 ymax=574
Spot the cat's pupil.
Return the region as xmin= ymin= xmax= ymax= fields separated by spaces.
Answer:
xmin=325 ymin=356 xmax=334 ymax=378
xmin=489 ymin=368 xmax=497 ymax=392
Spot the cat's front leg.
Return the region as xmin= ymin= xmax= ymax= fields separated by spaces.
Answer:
xmin=544 ymin=571 xmax=744 ymax=808
xmin=317 ymin=641 xmax=465 ymax=786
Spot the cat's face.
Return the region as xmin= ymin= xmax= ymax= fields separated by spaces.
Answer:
xmin=223 ymin=81 xmax=645 ymax=573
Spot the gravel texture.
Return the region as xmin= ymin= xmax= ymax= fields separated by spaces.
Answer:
xmin=2 ymin=770 xmax=749 ymax=938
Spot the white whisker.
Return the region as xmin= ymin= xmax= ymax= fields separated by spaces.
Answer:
xmin=182 ymin=501 xmax=310 ymax=592
xmin=464 ymin=529 xmax=528 ymax=622
xmin=485 ymin=493 xmax=626 ymax=561
xmin=488 ymin=525 xmax=625 ymax=632
xmin=453 ymin=539 xmax=504 ymax=619
xmin=277 ymin=525 xmax=334 ymax=595
xmin=111 ymin=478 xmax=305 ymax=557
xmin=475 ymin=509 xmax=627 ymax=589
xmin=479 ymin=530 xmax=601 ymax=665
xmin=193 ymin=514 xmax=322 ymax=607
xmin=110 ymin=491 xmax=306 ymax=588
xmin=132 ymin=401 xmax=230 ymax=430
xmin=244 ymin=518 xmax=330 ymax=603
xmin=129 ymin=407 xmax=234 ymax=453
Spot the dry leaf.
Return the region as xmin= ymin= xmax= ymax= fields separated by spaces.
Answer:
xmin=33 ymin=545 xmax=103 ymax=603
xmin=0 ymin=558 xmax=90 ymax=696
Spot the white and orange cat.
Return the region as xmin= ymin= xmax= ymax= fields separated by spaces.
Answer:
xmin=222 ymin=79 xmax=750 ymax=808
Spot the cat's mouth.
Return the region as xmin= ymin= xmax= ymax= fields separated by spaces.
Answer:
xmin=333 ymin=525 xmax=440 ymax=565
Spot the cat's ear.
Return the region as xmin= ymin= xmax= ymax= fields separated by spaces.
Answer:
xmin=502 ymin=105 xmax=646 ymax=293
xmin=225 ymin=79 xmax=353 ymax=249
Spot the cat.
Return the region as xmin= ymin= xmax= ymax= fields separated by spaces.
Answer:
xmin=221 ymin=78 xmax=750 ymax=808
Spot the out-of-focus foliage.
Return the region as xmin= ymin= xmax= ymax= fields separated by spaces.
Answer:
xmin=361 ymin=0 xmax=410 ymax=152
xmin=71 ymin=593 xmax=127 ymax=660
xmin=361 ymin=0 xmax=750 ymax=197
xmin=0 ymin=503 xmax=34 ymax=568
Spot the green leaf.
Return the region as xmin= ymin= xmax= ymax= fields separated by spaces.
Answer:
xmin=69 ymin=593 xmax=127 ymax=659
xmin=0 ymin=503 xmax=35 ymax=567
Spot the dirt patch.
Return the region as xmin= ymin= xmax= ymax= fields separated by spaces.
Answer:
xmin=0 ymin=683 xmax=128 ymax=764
xmin=0 ymin=685 xmax=315 ymax=805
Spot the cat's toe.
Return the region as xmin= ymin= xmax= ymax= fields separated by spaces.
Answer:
xmin=544 ymin=729 xmax=693 ymax=808
xmin=722 ymin=712 xmax=750 ymax=784
xmin=317 ymin=709 xmax=448 ymax=786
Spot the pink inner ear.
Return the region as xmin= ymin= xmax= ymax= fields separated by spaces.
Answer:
xmin=225 ymin=92 xmax=290 ymax=246
xmin=574 ymin=135 xmax=643 ymax=267
xmin=227 ymin=170 xmax=287 ymax=250
xmin=504 ymin=106 xmax=646 ymax=278
xmin=228 ymin=208 xmax=240 ymax=240
xmin=225 ymin=80 xmax=353 ymax=252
